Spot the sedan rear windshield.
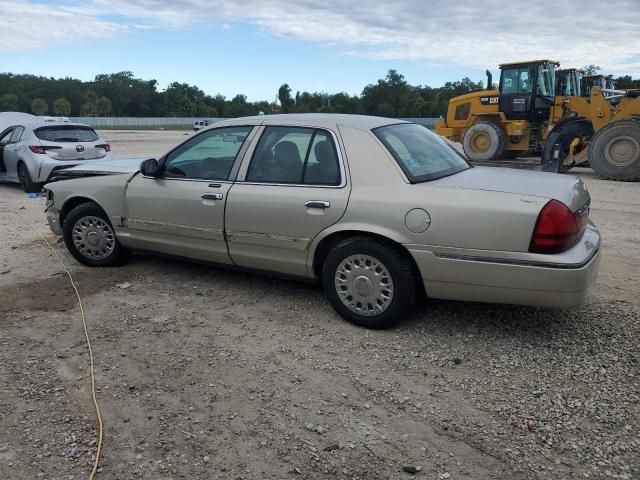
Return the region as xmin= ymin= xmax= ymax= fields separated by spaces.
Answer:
xmin=373 ymin=123 xmax=469 ymax=183
xmin=35 ymin=125 xmax=99 ymax=143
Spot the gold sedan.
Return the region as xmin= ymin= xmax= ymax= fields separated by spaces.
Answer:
xmin=45 ymin=114 xmax=600 ymax=328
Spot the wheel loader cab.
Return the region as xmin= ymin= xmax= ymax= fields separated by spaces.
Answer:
xmin=582 ymin=75 xmax=616 ymax=98
xmin=498 ymin=60 xmax=558 ymax=122
xmin=556 ymin=69 xmax=583 ymax=97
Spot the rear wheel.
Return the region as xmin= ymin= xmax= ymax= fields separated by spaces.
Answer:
xmin=18 ymin=163 xmax=42 ymax=193
xmin=589 ymin=120 xmax=640 ymax=181
xmin=462 ymin=122 xmax=505 ymax=161
xmin=63 ymin=202 xmax=127 ymax=267
xmin=322 ymin=237 xmax=418 ymax=329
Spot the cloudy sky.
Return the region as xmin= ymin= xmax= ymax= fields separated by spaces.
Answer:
xmin=0 ymin=0 xmax=638 ymax=100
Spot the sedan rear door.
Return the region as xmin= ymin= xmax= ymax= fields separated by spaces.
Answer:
xmin=225 ymin=125 xmax=350 ymax=277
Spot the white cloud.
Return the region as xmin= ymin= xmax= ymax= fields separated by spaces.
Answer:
xmin=1 ymin=0 xmax=639 ymax=77
xmin=0 ymin=0 xmax=125 ymax=51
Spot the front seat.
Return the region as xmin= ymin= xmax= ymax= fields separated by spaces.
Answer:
xmin=272 ymin=141 xmax=302 ymax=182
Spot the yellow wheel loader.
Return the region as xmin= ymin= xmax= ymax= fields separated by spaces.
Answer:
xmin=435 ymin=60 xmax=640 ymax=181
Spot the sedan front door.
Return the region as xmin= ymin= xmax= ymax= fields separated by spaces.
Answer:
xmin=124 ymin=125 xmax=257 ymax=264
xmin=225 ymin=125 xmax=350 ymax=277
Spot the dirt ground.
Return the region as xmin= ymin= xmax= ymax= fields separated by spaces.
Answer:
xmin=0 ymin=130 xmax=638 ymax=480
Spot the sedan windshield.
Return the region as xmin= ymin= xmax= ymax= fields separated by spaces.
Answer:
xmin=373 ymin=123 xmax=469 ymax=182
xmin=35 ymin=125 xmax=99 ymax=143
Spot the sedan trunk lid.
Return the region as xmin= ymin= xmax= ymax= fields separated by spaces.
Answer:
xmin=432 ymin=166 xmax=590 ymax=212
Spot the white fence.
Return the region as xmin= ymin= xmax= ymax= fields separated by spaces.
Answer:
xmin=69 ymin=117 xmax=218 ymax=127
xmin=70 ymin=116 xmax=442 ymax=128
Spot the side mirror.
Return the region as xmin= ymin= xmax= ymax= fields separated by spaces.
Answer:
xmin=140 ymin=158 xmax=159 ymax=177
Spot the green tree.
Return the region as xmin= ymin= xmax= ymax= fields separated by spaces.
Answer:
xmin=410 ymin=96 xmax=425 ymax=117
xmin=0 ymin=94 xmax=19 ymax=111
xmin=53 ymin=98 xmax=71 ymax=116
xmin=164 ymin=82 xmax=208 ymax=116
xmin=278 ymin=84 xmax=294 ymax=113
xmin=613 ymin=75 xmax=640 ymax=89
xmin=80 ymin=102 xmax=96 ymax=116
xmin=96 ymin=96 xmax=112 ymax=116
xmin=31 ymin=98 xmax=48 ymax=115
xmin=361 ymin=70 xmax=412 ymax=117
xmin=582 ymin=65 xmax=601 ymax=75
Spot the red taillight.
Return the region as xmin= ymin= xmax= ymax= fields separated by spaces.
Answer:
xmin=29 ymin=145 xmax=46 ymax=154
xmin=529 ymin=200 xmax=588 ymax=254
xmin=96 ymin=143 xmax=111 ymax=152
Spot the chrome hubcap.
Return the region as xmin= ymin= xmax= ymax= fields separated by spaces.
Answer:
xmin=335 ymin=254 xmax=394 ymax=317
xmin=72 ymin=216 xmax=115 ymax=260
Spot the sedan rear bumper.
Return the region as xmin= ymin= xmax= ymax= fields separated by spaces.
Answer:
xmin=408 ymin=225 xmax=601 ymax=308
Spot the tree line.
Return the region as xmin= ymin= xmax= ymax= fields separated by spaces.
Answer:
xmin=1 ymin=69 xmax=638 ymax=119
xmin=0 ymin=70 xmax=483 ymax=118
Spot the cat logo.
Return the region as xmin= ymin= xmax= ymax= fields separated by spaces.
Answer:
xmin=479 ymin=96 xmax=500 ymax=106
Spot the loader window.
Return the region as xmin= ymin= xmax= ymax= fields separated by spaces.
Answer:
xmin=501 ymin=68 xmax=532 ymax=94
xmin=536 ymin=65 xmax=555 ymax=97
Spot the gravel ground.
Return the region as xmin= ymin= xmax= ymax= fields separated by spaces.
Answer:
xmin=0 ymin=131 xmax=638 ymax=480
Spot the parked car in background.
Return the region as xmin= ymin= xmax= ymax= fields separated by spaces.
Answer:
xmin=193 ymin=120 xmax=211 ymax=131
xmin=44 ymin=114 xmax=600 ymax=328
xmin=0 ymin=117 xmax=111 ymax=192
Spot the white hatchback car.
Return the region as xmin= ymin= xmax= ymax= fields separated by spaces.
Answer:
xmin=0 ymin=120 xmax=112 ymax=192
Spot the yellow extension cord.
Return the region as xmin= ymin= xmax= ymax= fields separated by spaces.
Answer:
xmin=40 ymin=234 xmax=103 ymax=479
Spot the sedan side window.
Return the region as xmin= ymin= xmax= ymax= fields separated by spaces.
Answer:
xmin=247 ymin=127 xmax=341 ymax=185
xmin=163 ymin=126 xmax=252 ymax=180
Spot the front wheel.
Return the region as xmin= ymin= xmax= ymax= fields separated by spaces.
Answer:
xmin=322 ymin=237 xmax=418 ymax=329
xmin=63 ymin=202 xmax=127 ymax=267
xmin=588 ymin=119 xmax=640 ymax=181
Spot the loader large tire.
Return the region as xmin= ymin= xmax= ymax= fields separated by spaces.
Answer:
xmin=588 ymin=119 xmax=640 ymax=181
xmin=541 ymin=120 xmax=594 ymax=173
xmin=462 ymin=122 xmax=505 ymax=161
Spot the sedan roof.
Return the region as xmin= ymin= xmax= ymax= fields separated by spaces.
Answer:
xmin=215 ymin=113 xmax=406 ymax=130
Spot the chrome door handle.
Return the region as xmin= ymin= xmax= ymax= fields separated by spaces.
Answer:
xmin=201 ymin=193 xmax=223 ymax=200
xmin=305 ymin=200 xmax=330 ymax=209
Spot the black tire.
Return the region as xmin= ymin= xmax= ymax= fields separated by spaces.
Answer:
xmin=62 ymin=202 xmax=127 ymax=267
xmin=18 ymin=162 xmax=43 ymax=193
xmin=588 ymin=119 xmax=640 ymax=181
xmin=541 ymin=120 xmax=594 ymax=173
xmin=322 ymin=237 xmax=418 ymax=329
xmin=462 ymin=122 xmax=505 ymax=161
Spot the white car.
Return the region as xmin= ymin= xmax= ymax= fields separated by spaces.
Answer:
xmin=193 ymin=120 xmax=212 ymax=131
xmin=0 ymin=118 xmax=112 ymax=192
